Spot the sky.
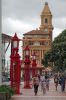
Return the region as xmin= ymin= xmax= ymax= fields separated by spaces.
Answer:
xmin=2 ymin=0 xmax=66 ymax=63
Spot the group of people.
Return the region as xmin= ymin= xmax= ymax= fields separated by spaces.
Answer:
xmin=54 ymin=73 xmax=66 ymax=92
xmin=32 ymin=72 xmax=50 ymax=95
xmin=32 ymin=72 xmax=66 ymax=95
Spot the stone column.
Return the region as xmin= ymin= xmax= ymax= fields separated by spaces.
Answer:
xmin=42 ymin=49 xmax=43 ymax=59
xmin=0 ymin=0 xmax=2 ymax=85
xmin=40 ymin=50 xmax=41 ymax=64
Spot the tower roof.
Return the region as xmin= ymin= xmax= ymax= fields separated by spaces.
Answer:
xmin=23 ymin=29 xmax=49 ymax=35
xmin=41 ymin=2 xmax=52 ymax=15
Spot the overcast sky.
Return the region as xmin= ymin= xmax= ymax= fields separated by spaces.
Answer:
xmin=2 ymin=0 xmax=66 ymax=39
xmin=2 ymin=0 xmax=66 ymax=62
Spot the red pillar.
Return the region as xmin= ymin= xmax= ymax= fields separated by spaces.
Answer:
xmin=32 ymin=52 xmax=37 ymax=77
xmin=24 ymin=45 xmax=31 ymax=88
xmin=32 ymin=60 xmax=37 ymax=77
xmin=10 ymin=33 xmax=21 ymax=94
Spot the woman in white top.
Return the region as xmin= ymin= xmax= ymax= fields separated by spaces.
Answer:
xmin=40 ymin=74 xmax=46 ymax=94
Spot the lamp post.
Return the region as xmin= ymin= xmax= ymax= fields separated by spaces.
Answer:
xmin=24 ymin=45 xmax=31 ymax=88
xmin=10 ymin=33 xmax=21 ymax=94
xmin=32 ymin=52 xmax=37 ymax=77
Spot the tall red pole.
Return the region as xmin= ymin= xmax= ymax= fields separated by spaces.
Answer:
xmin=32 ymin=52 xmax=37 ymax=77
xmin=10 ymin=33 xmax=21 ymax=94
xmin=24 ymin=45 xmax=31 ymax=88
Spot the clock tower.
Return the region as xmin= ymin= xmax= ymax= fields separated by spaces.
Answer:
xmin=40 ymin=2 xmax=53 ymax=34
xmin=23 ymin=2 xmax=53 ymax=65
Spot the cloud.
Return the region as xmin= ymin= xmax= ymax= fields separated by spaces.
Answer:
xmin=2 ymin=0 xmax=66 ymax=33
xmin=2 ymin=0 xmax=41 ymax=19
xmin=2 ymin=17 xmax=34 ymax=36
xmin=2 ymin=0 xmax=66 ymax=40
xmin=7 ymin=18 xmax=33 ymax=32
xmin=2 ymin=0 xmax=66 ymax=19
xmin=53 ymin=17 xmax=66 ymax=29
xmin=53 ymin=28 xmax=62 ymax=40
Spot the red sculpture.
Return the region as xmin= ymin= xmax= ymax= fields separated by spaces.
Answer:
xmin=32 ymin=52 xmax=37 ymax=77
xmin=10 ymin=33 xmax=21 ymax=94
xmin=24 ymin=45 xmax=31 ymax=88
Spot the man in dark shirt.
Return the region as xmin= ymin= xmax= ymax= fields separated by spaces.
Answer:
xmin=60 ymin=73 xmax=66 ymax=92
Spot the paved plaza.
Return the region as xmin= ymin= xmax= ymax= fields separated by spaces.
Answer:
xmin=11 ymin=78 xmax=66 ymax=100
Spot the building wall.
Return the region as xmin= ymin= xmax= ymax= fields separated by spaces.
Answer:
xmin=23 ymin=32 xmax=51 ymax=64
xmin=22 ymin=2 xmax=53 ymax=65
xmin=0 ymin=0 xmax=2 ymax=85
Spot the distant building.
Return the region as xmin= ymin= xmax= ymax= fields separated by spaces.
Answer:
xmin=0 ymin=0 xmax=2 ymax=85
xmin=22 ymin=2 xmax=53 ymax=65
xmin=2 ymin=33 xmax=11 ymax=74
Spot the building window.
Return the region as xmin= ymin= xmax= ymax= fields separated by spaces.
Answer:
xmin=40 ymin=41 xmax=48 ymax=46
xmin=29 ymin=41 xmax=33 ymax=45
xmin=34 ymin=42 xmax=40 ymax=46
xmin=45 ymin=18 xmax=48 ymax=23
xmin=44 ymin=42 xmax=48 ymax=45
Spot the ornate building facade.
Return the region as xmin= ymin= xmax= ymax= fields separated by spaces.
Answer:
xmin=22 ymin=2 xmax=53 ymax=65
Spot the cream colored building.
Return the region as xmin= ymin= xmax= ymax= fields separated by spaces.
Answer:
xmin=22 ymin=2 xmax=53 ymax=65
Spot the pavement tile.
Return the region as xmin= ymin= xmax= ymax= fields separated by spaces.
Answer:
xmin=11 ymin=78 xmax=66 ymax=100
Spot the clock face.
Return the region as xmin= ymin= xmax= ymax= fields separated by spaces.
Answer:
xmin=44 ymin=28 xmax=48 ymax=32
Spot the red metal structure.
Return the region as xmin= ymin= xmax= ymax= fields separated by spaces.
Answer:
xmin=32 ymin=52 xmax=37 ymax=77
xmin=10 ymin=33 xmax=21 ymax=94
xmin=24 ymin=45 xmax=31 ymax=88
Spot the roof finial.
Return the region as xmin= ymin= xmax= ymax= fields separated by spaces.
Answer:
xmin=45 ymin=2 xmax=48 ymax=5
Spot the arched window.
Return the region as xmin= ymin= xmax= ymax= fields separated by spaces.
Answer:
xmin=45 ymin=18 xmax=48 ymax=23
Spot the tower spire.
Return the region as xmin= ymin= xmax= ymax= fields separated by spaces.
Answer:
xmin=41 ymin=2 xmax=52 ymax=16
xmin=39 ymin=2 xmax=53 ymax=32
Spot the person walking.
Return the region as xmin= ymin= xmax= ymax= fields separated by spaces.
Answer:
xmin=59 ymin=73 xmax=66 ymax=92
xmin=54 ymin=73 xmax=58 ymax=91
xmin=40 ymin=73 xmax=46 ymax=94
xmin=33 ymin=74 xmax=39 ymax=95
xmin=45 ymin=72 xmax=50 ymax=91
xmin=46 ymin=78 xmax=50 ymax=91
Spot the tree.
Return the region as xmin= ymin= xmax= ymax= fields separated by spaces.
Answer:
xmin=42 ymin=29 xmax=66 ymax=72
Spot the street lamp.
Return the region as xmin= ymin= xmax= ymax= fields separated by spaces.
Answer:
xmin=32 ymin=52 xmax=36 ymax=60
xmin=32 ymin=52 xmax=37 ymax=77
xmin=13 ymin=41 xmax=18 ymax=48
xmin=10 ymin=33 xmax=21 ymax=94
xmin=24 ymin=45 xmax=31 ymax=88
xmin=11 ymin=33 xmax=20 ymax=54
xmin=24 ymin=45 xmax=30 ymax=57
xmin=12 ymin=33 xmax=20 ymax=48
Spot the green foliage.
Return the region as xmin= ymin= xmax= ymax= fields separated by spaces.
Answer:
xmin=0 ymin=85 xmax=14 ymax=96
xmin=53 ymin=29 xmax=66 ymax=43
xmin=41 ymin=49 xmax=52 ymax=67
xmin=43 ymin=29 xmax=66 ymax=72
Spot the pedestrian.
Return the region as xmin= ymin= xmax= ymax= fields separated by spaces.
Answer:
xmin=40 ymin=73 xmax=46 ymax=94
xmin=46 ymin=78 xmax=50 ymax=91
xmin=45 ymin=72 xmax=50 ymax=91
xmin=58 ymin=73 xmax=62 ymax=85
xmin=60 ymin=73 xmax=66 ymax=92
xmin=33 ymin=74 xmax=39 ymax=95
xmin=54 ymin=73 xmax=58 ymax=91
